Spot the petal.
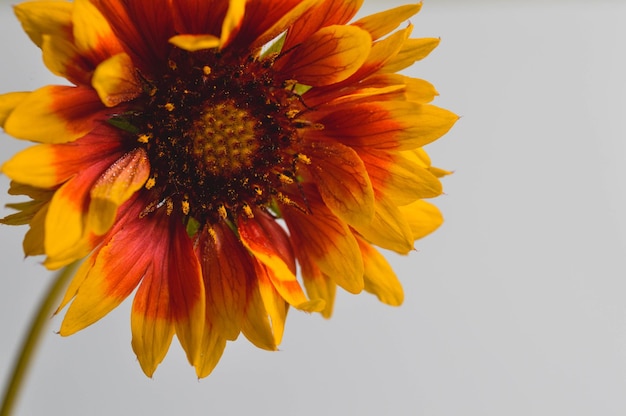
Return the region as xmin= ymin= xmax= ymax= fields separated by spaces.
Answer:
xmin=72 ymin=0 xmax=124 ymax=61
xmin=59 ymin=208 xmax=148 ymax=335
xmin=13 ymin=1 xmax=72 ymax=48
xmin=168 ymin=34 xmax=220 ymax=52
xmin=1 ymin=129 xmax=124 ymax=189
xmin=87 ymin=148 xmax=150 ymax=236
xmin=195 ymin=325 xmax=227 ymax=378
xmin=92 ymin=0 xmax=175 ymax=68
xmin=238 ymin=212 xmax=324 ymax=312
xmin=313 ymin=101 xmax=458 ymax=150
xmin=282 ymin=0 xmax=363 ymax=51
xmin=165 ymin=217 xmax=206 ymax=370
xmin=196 ymin=224 xmax=253 ymax=341
xmin=353 ymin=3 xmax=421 ymax=40
xmin=357 ymin=236 xmax=404 ymax=306
xmin=219 ymin=0 xmax=246 ymax=47
xmin=380 ymin=38 xmax=440 ymax=74
xmin=0 ymin=92 xmax=29 ymax=127
xmin=276 ymin=25 xmax=371 ymax=87
xmin=233 ymin=0 xmax=318 ymax=50
xmin=92 ymin=53 xmax=142 ymax=107
xmin=356 ymin=147 xmax=442 ymax=205
xmin=241 ymin=268 xmax=286 ymax=350
xmin=353 ymin=196 xmax=414 ymax=254
xmin=399 ymin=200 xmax=444 ymax=240
xmin=300 ymin=258 xmax=336 ymax=319
xmin=4 ymin=85 xmax=106 ymax=143
xmin=300 ymin=139 xmax=375 ymax=228
xmin=131 ymin=269 xmax=175 ymax=378
xmin=283 ymin=189 xmax=364 ymax=294
xmin=171 ymin=0 xmax=229 ymax=36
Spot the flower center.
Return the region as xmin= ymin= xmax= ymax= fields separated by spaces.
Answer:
xmin=190 ymin=100 xmax=259 ymax=176
xmin=122 ymin=48 xmax=311 ymax=226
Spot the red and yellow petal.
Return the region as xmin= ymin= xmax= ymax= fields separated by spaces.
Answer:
xmin=196 ymin=223 xmax=253 ymax=341
xmin=283 ymin=189 xmax=364 ymax=294
xmin=312 ymin=101 xmax=458 ymax=151
xmin=72 ymin=0 xmax=124 ymax=63
xmin=3 ymin=85 xmax=107 ymax=143
xmin=282 ymin=0 xmax=363 ymax=55
xmin=356 ymin=147 xmax=442 ymax=205
xmin=1 ymin=128 xmax=124 ymax=188
xmin=300 ymin=139 xmax=375 ymax=228
xmin=238 ymin=211 xmax=324 ymax=312
xmin=357 ymin=236 xmax=404 ymax=306
xmin=235 ymin=0 xmax=318 ymax=50
xmin=276 ymin=25 xmax=371 ymax=87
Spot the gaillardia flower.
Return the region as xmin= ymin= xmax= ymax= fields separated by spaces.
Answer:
xmin=1 ymin=0 xmax=456 ymax=377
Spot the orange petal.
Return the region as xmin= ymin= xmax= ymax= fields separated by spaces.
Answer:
xmin=357 ymin=236 xmax=404 ymax=306
xmin=282 ymin=0 xmax=363 ymax=51
xmin=353 ymin=3 xmax=421 ymax=40
xmin=92 ymin=53 xmax=142 ymax=106
xmin=300 ymin=139 xmax=374 ymax=228
xmin=356 ymin=147 xmax=442 ymax=205
xmin=240 ymin=0 xmax=318 ymax=50
xmin=276 ymin=25 xmax=371 ymax=86
xmin=4 ymin=85 xmax=106 ymax=143
xmin=282 ymin=189 xmax=364 ymax=294
xmin=313 ymin=101 xmax=458 ymax=150
xmin=87 ymin=148 xmax=150 ymax=236
xmin=196 ymin=223 xmax=252 ymax=341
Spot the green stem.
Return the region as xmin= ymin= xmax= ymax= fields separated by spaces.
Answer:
xmin=0 ymin=263 xmax=78 ymax=416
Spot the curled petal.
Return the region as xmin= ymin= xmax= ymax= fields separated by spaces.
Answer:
xmin=87 ymin=148 xmax=150 ymax=236
xmin=92 ymin=53 xmax=142 ymax=106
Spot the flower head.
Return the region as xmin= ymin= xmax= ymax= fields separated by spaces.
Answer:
xmin=1 ymin=0 xmax=457 ymax=377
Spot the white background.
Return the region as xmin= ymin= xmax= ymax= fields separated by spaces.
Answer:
xmin=1 ymin=1 xmax=626 ymax=415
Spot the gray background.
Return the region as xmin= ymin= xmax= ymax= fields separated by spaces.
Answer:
xmin=2 ymin=1 xmax=626 ymax=415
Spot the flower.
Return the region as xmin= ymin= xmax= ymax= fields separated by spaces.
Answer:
xmin=0 ymin=0 xmax=457 ymax=378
